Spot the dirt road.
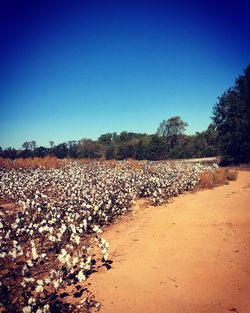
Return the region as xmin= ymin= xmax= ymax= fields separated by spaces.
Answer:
xmin=89 ymin=171 xmax=250 ymax=313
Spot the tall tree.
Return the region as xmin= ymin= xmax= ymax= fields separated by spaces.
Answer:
xmin=30 ymin=141 xmax=36 ymax=151
xmin=98 ymin=133 xmax=114 ymax=145
xmin=33 ymin=146 xmax=48 ymax=158
xmin=213 ymin=64 xmax=250 ymax=164
xmin=22 ymin=141 xmax=31 ymax=150
xmin=53 ymin=143 xmax=68 ymax=159
xmin=2 ymin=147 xmax=17 ymax=159
xmin=67 ymin=141 xmax=77 ymax=158
xmin=157 ymin=116 xmax=188 ymax=149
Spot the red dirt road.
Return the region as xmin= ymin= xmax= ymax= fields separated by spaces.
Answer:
xmin=89 ymin=171 xmax=250 ymax=313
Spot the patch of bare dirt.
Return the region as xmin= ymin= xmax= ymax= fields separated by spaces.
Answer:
xmin=88 ymin=171 xmax=250 ymax=313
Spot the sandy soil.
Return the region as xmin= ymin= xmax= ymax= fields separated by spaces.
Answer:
xmin=88 ymin=171 xmax=250 ymax=313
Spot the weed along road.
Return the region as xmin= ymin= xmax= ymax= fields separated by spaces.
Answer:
xmin=89 ymin=171 xmax=250 ymax=313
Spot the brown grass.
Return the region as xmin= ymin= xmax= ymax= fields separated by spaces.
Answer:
xmin=126 ymin=158 xmax=144 ymax=171
xmin=0 ymin=156 xmax=63 ymax=169
xmin=198 ymin=168 xmax=238 ymax=189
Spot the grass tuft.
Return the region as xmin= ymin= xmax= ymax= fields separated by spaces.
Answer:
xmin=198 ymin=168 xmax=238 ymax=189
xmin=0 ymin=156 xmax=63 ymax=169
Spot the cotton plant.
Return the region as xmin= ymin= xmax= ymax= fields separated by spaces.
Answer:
xmin=0 ymin=159 xmax=218 ymax=312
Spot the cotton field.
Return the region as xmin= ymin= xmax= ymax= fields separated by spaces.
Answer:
xmin=0 ymin=159 xmax=218 ymax=312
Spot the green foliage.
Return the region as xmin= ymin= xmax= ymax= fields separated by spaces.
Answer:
xmin=0 ymin=123 xmax=219 ymax=161
xmin=98 ymin=133 xmax=114 ymax=145
xmin=77 ymin=139 xmax=103 ymax=159
xmin=157 ymin=116 xmax=188 ymax=137
xmin=157 ymin=116 xmax=188 ymax=149
xmin=53 ymin=143 xmax=68 ymax=159
xmin=1 ymin=147 xmax=17 ymax=159
xmin=213 ymin=64 xmax=250 ymax=164
xmin=33 ymin=146 xmax=48 ymax=158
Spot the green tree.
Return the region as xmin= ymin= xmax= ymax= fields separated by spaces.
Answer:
xmin=213 ymin=64 xmax=250 ymax=164
xmin=77 ymin=139 xmax=103 ymax=159
xmin=67 ymin=141 xmax=77 ymax=158
xmin=53 ymin=143 xmax=68 ymax=159
xmin=33 ymin=146 xmax=48 ymax=158
xmin=49 ymin=141 xmax=55 ymax=148
xmin=2 ymin=147 xmax=17 ymax=159
xmin=22 ymin=141 xmax=31 ymax=150
xmin=145 ymin=135 xmax=168 ymax=160
xmin=157 ymin=116 xmax=188 ymax=149
xmin=105 ymin=145 xmax=117 ymax=160
xmin=98 ymin=133 xmax=114 ymax=145
xmin=116 ymin=139 xmax=139 ymax=159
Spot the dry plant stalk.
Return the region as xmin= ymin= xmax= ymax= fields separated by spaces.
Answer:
xmin=198 ymin=168 xmax=238 ymax=189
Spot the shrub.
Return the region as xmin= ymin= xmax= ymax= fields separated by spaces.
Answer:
xmin=225 ymin=169 xmax=238 ymax=181
xmin=0 ymin=156 xmax=63 ymax=169
xmin=198 ymin=168 xmax=238 ymax=188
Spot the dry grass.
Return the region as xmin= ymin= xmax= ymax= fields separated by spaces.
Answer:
xmin=198 ymin=168 xmax=238 ymax=189
xmin=126 ymin=158 xmax=144 ymax=171
xmin=0 ymin=156 xmax=63 ymax=169
xmin=226 ymin=169 xmax=238 ymax=181
xmin=78 ymin=158 xmax=98 ymax=165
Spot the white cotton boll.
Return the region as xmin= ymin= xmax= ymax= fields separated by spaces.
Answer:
xmin=38 ymin=226 xmax=44 ymax=233
xmin=9 ymin=249 xmax=17 ymax=259
xmin=86 ymin=256 xmax=92 ymax=264
xmin=101 ymin=248 xmax=107 ymax=254
xmin=72 ymin=256 xmax=79 ymax=266
xmin=57 ymin=254 xmax=63 ymax=262
xmin=16 ymin=244 xmax=22 ymax=251
xmin=44 ymin=278 xmax=51 ymax=284
xmin=0 ymin=252 xmax=6 ymax=258
xmin=37 ymin=279 xmax=44 ymax=286
xmin=103 ymin=253 xmax=109 ymax=261
xmin=84 ymin=263 xmax=91 ymax=270
xmin=77 ymin=270 xmax=86 ymax=282
xmin=93 ymin=225 xmax=102 ymax=233
xmin=24 ymin=277 xmax=35 ymax=283
xmin=53 ymin=281 xmax=60 ymax=289
xmin=32 ymin=247 xmax=38 ymax=260
xmin=36 ymin=309 xmax=42 ymax=313
xmin=43 ymin=304 xmax=50 ymax=312
xmin=27 ymin=260 xmax=33 ymax=267
xmin=28 ymin=297 xmax=36 ymax=305
xmin=12 ymin=223 xmax=18 ymax=229
xmin=61 ymin=249 xmax=67 ymax=256
xmin=48 ymin=235 xmax=56 ymax=242
xmin=75 ymin=235 xmax=80 ymax=245
xmin=35 ymin=285 xmax=43 ymax=293
xmin=22 ymin=306 xmax=32 ymax=313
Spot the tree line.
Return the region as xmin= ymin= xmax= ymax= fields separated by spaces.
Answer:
xmin=0 ymin=119 xmax=219 ymax=161
xmin=1 ymin=64 xmax=249 ymax=164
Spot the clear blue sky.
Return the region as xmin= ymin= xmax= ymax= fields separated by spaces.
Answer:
xmin=0 ymin=0 xmax=249 ymax=149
